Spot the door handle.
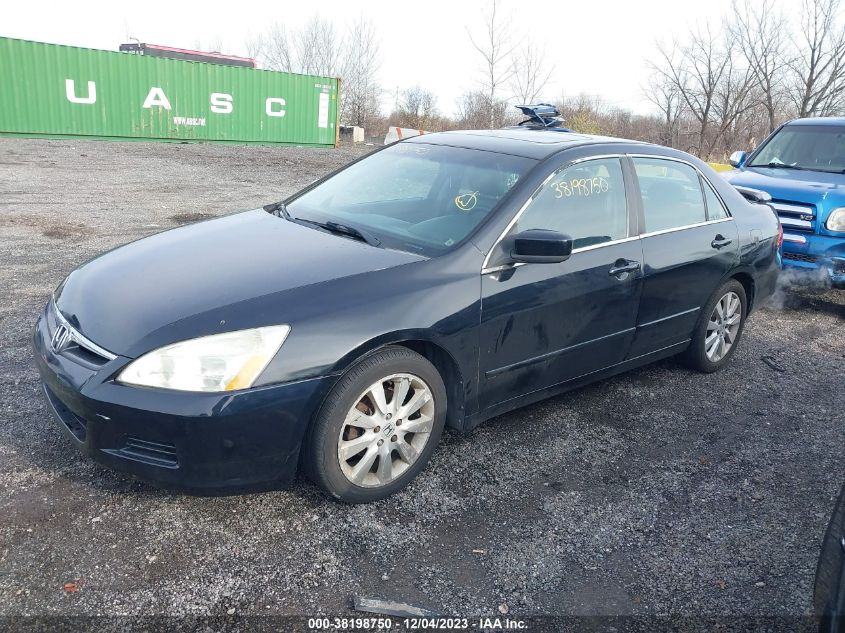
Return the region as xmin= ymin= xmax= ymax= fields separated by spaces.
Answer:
xmin=711 ymin=234 xmax=733 ymax=249
xmin=608 ymin=260 xmax=640 ymax=277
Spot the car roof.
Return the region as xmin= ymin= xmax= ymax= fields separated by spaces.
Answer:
xmin=404 ymin=128 xmax=644 ymax=160
xmin=786 ymin=117 xmax=845 ymax=127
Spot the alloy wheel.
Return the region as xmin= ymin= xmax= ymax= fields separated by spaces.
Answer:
xmin=705 ymin=291 xmax=742 ymax=362
xmin=337 ymin=373 xmax=435 ymax=488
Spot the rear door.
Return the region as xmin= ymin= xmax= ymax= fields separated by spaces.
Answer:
xmin=628 ymin=156 xmax=739 ymax=357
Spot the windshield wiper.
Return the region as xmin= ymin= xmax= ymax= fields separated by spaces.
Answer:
xmin=263 ymin=201 xmax=291 ymax=220
xmin=751 ymin=161 xmax=806 ymax=170
xmin=294 ymin=218 xmax=382 ymax=247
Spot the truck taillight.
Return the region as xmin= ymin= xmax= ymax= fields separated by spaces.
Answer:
xmin=777 ymin=222 xmax=784 ymax=248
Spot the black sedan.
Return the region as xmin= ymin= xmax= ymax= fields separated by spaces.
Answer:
xmin=33 ymin=126 xmax=781 ymax=502
xmin=816 ymin=483 xmax=845 ymax=632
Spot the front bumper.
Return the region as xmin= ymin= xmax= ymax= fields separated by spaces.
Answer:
xmin=782 ymin=233 xmax=845 ymax=287
xmin=33 ymin=302 xmax=334 ymax=492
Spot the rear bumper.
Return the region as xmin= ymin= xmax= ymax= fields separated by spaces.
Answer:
xmin=33 ymin=303 xmax=334 ymax=492
xmin=782 ymin=234 xmax=845 ymax=287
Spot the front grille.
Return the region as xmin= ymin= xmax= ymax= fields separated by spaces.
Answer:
xmin=783 ymin=252 xmax=819 ymax=264
xmin=44 ymin=385 xmax=87 ymax=442
xmin=63 ymin=345 xmax=111 ymax=368
xmin=108 ymin=437 xmax=179 ymax=469
xmin=771 ymin=200 xmax=816 ymax=233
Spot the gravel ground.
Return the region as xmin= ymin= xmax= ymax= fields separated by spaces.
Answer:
xmin=1 ymin=138 xmax=843 ymax=629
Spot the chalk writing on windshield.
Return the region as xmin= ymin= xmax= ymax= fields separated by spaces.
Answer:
xmin=454 ymin=191 xmax=479 ymax=211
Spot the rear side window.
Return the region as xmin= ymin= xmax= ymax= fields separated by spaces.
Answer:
xmin=633 ymin=158 xmax=707 ymax=232
xmin=517 ymin=158 xmax=628 ymax=249
xmin=702 ymin=178 xmax=729 ymax=220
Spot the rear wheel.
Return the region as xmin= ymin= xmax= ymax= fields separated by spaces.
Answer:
xmin=682 ymin=279 xmax=747 ymax=373
xmin=305 ymin=346 xmax=447 ymax=503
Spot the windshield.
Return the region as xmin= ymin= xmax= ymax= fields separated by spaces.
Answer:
xmin=285 ymin=143 xmax=535 ymax=256
xmin=749 ymin=124 xmax=845 ymax=172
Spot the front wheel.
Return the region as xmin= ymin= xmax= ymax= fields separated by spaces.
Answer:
xmin=304 ymin=346 xmax=447 ymax=503
xmin=682 ymin=279 xmax=747 ymax=373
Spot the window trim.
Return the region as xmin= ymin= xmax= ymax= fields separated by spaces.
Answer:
xmin=480 ymin=152 xmax=736 ymax=274
xmin=480 ymin=154 xmax=633 ymax=273
xmin=628 ymin=153 xmax=733 ymax=237
xmin=699 ymin=174 xmax=730 ymax=221
xmin=636 ymin=217 xmax=733 ymax=239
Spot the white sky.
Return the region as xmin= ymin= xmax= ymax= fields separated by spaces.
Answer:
xmin=3 ymin=0 xmax=756 ymax=117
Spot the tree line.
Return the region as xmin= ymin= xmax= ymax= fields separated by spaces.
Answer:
xmin=649 ymin=0 xmax=845 ymax=159
xmin=242 ymin=0 xmax=845 ymax=159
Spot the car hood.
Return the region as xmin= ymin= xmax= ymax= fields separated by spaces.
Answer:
xmin=55 ymin=209 xmax=425 ymax=357
xmin=726 ymin=166 xmax=845 ymax=208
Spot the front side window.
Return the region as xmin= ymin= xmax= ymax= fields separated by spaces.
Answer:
xmin=633 ymin=158 xmax=707 ymax=233
xmin=516 ymin=158 xmax=629 ymax=249
xmin=286 ymin=143 xmax=535 ymax=256
xmin=748 ymin=124 xmax=845 ymax=172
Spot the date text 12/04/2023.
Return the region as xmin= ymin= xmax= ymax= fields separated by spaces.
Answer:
xmin=306 ymin=616 xmax=528 ymax=630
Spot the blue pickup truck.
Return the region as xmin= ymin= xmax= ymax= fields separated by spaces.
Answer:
xmin=726 ymin=117 xmax=845 ymax=287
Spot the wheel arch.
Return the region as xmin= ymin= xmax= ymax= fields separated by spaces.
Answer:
xmin=327 ymin=332 xmax=469 ymax=431
xmin=394 ymin=339 xmax=466 ymax=431
xmin=728 ymin=269 xmax=756 ymax=313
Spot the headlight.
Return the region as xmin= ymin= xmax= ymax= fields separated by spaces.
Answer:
xmin=117 ymin=325 xmax=290 ymax=392
xmin=826 ymin=208 xmax=845 ymax=232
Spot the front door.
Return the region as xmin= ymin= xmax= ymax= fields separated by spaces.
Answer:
xmin=479 ymin=156 xmax=644 ymax=410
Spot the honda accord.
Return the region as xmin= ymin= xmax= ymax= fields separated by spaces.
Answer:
xmin=33 ymin=122 xmax=781 ymax=502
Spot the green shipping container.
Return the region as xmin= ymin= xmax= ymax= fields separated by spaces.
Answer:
xmin=0 ymin=37 xmax=339 ymax=147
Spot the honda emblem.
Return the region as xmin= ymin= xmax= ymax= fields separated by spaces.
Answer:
xmin=51 ymin=324 xmax=72 ymax=353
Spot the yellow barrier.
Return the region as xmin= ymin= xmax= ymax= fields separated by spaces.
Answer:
xmin=708 ymin=162 xmax=734 ymax=172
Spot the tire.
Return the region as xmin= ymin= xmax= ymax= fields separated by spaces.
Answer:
xmin=304 ymin=346 xmax=447 ymax=503
xmin=682 ymin=279 xmax=747 ymax=373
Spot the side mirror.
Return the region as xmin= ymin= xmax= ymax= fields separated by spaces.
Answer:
xmin=732 ymin=185 xmax=772 ymax=204
xmin=729 ymin=151 xmax=748 ymax=168
xmin=504 ymin=229 xmax=573 ymax=264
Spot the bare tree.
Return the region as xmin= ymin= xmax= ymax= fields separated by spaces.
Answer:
xmin=644 ymin=71 xmax=685 ymax=147
xmin=340 ymin=16 xmax=382 ymax=128
xmin=244 ymin=32 xmax=266 ymax=66
xmin=557 ymin=94 xmax=611 ymax=135
xmin=262 ymin=23 xmax=295 ymax=72
xmin=730 ymin=0 xmax=790 ymax=132
xmin=393 ymin=86 xmax=438 ymax=129
xmin=468 ymin=0 xmax=516 ymax=128
xmin=650 ymin=24 xmax=754 ymax=157
xmin=708 ymin=55 xmax=757 ymax=156
xmin=650 ymin=38 xmax=710 ymax=154
xmin=789 ymin=0 xmax=845 ymax=116
xmin=455 ymin=90 xmax=509 ymax=129
xmin=509 ymin=44 xmax=553 ymax=104
xmin=260 ymin=16 xmax=342 ymax=77
xmin=295 ymin=15 xmax=343 ymax=77
xmin=255 ymin=15 xmax=383 ymax=129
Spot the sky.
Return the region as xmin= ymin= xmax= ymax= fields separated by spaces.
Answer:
xmin=2 ymin=0 xmax=745 ymax=118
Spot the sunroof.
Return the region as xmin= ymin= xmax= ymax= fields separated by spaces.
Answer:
xmin=457 ymin=129 xmax=589 ymax=144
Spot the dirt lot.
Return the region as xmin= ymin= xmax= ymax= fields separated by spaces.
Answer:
xmin=1 ymin=138 xmax=843 ymax=629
